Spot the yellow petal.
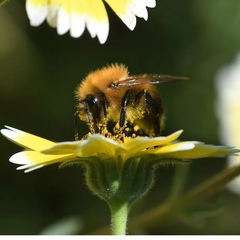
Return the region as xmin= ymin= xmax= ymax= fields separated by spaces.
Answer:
xmin=153 ymin=142 xmax=238 ymax=159
xmin=105 ymin=0 xmax=136 ymax=30
xmin=124 ymin=130 xmax=183 ymax=157
xmin=42 ymin=141 xmax=82 ymax=154
xmin=72 ymin=0 xmax=108 ymax=22
xmin=76 ymin=134 xmax=126 ymax=158
xmin=42 ymin=135 xmax=127 ymax=159
xmin=1 ymin=126 xmax=55 ymax=151
xmin=27 ymin=0 xmax=48 ymax=4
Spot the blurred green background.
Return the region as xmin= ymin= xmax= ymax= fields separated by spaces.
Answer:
xmin=1 ymin=0 xmax=240 ymax=235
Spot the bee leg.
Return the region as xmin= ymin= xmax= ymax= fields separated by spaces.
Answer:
xmin=103 ymin=95 xmax=108 ymax=117
xmin=86 ymin=109 xmax=96 ymax=134
xmin=135 ymin=89 xmax=163 ymax=136
xmin=74 ymin=109 xmax=98 ymax=139
xmin=100 ymin=96 xmax=109 ymax=134
xmin=119 ymin=89 xmax=132 ymax=129
xmin=146 ymin=90 xmax=161 ymax=135
xmin=74 ymin=111 xmax=80 ymax=140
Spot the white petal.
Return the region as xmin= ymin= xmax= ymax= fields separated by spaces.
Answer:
xmin=9 ymin=150 xmax=75 ymax=172
xmin=171 ymin=142 xmax=197 ymax=151
xmin=96 ymin=20 xmax=109 ymax=44
xmin=146 ymin=0 xmax=156 ymax=8
xmin=26 ymin=1 xmax=47 ymax=26
xmin=1 ymin=128 xmax=22 ymax=142
xmin=86 ymin=15 xmax=97 ymax=38
xmin=9 ymin=151 xmax=31 ymax=165
xmin=70 ymin=14 xmax=86 ymax=38
xmin=127 ymin=0 xmax=149 ymax=20
xmin=46 ymin=4 xmax=59 ymax=27
xmin=17 ymin=164 xmax=45 ymax=173
xmin=84 ymin=13 xmax=109 ymax=44
xmin=57 ymin=6 xmax=70 ymax=35
xmin=120 ymin=11 xmax=137 ymax=31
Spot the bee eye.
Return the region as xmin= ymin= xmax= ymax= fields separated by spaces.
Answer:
xmin=87 ymin=96 xmax=99 ymax=108
xmin=84 ymin=95 xmax=102 ymax=115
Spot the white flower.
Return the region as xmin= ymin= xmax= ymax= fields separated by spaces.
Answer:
xmin=26 ymin=0 xmax=156 ymax=44
xmin=215 ymin=52 xmax=240 ymax=195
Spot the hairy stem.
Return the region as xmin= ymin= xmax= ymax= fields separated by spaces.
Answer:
xmin=109 ymin=201 xmax=130 ymax=235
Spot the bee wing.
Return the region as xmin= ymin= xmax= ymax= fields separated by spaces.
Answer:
xmin=111 ymin=74 xmax=188 ymax=87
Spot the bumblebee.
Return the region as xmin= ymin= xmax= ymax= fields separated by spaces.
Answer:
xmin=75 ymin=63 xmax=187 ymax=139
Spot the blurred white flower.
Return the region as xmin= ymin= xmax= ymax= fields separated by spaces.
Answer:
xmin=215 ymin=53 xmax=240 ymax=195
xmin=25 ymin=0 xmax=156 ymax=44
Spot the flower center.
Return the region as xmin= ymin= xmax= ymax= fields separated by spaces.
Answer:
xmin=82 ymin=122 xmax=144 ymax=143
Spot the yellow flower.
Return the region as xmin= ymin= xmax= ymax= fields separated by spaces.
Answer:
xmin=1 ymin=126 xmax=238 ymax=173
xmin=2 ymin=125 xmax=239 ymax=235
xmin=25 ymin=0 xmax=156 ymax=44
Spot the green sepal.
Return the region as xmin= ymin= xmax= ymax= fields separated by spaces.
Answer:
xmin=83 ymin=156 xmax=157 ymax=204
xmin=82 ymin=155 xmax=191 ymax=204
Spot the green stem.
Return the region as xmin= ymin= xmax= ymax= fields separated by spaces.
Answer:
xmin=168 ymin=165 xmax=189 ymax=202
xmin=109 ymin=201 xmax=130 ymax=235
